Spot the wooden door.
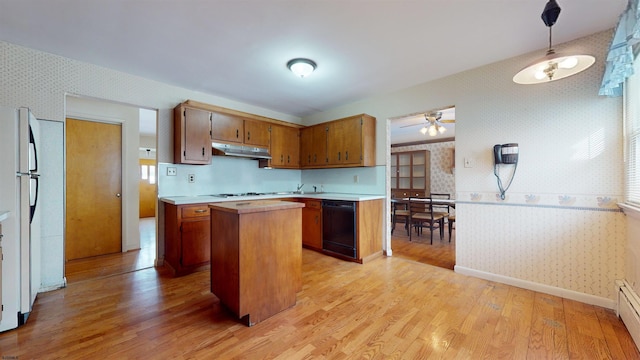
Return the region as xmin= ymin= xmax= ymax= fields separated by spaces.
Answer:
xmin=139 ymin=158 xmax=156 ymax=218
xmin=66 ymin=118 xmax=122 ymax=261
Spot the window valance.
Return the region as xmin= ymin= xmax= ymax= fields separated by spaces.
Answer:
xmin=599 ymin=0 xmax=640 ymax=96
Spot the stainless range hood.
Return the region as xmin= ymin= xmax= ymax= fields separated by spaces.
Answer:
xmin=212 ymin=142 xmax=271 ymax=160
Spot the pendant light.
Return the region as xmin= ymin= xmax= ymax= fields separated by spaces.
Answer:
xmin=513 ymin=0 xmax=595 ymax=84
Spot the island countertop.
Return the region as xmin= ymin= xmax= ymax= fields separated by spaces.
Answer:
xmin=208 ymin=200 xmax=304 ymax=214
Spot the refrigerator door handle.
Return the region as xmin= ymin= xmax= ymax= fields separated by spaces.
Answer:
xmin=30 ymin=174 xmax=39 ymax=223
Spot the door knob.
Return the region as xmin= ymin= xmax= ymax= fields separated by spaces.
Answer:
xmin=116 ymin=193 xmax=121 ymax=198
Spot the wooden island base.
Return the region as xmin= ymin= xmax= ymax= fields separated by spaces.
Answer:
xmin=209 ymin=200 xmax=304 ymax=326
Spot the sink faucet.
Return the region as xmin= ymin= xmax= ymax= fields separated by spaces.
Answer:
xmin=313 ymin=185 xmax=317 ymax=193
xmin=297 ymin=184 xmax=304 ymax=192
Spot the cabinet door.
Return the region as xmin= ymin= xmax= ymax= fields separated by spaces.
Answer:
xmin=301 ymin=201 xmax=322 ymax=250
xmin=311 ymin=124 xmax=328 ymax=166
xmin=270 ymin=125 xmax=299 ymax=168
xmin=327 ymin=117 xmax=362 ymax=165
xmin=211 ymin=112 xmax=243 ymax=143
xmin=244 ymin=120 xmax=270 ymax=147
xmin=300 ymin=127 xmax=313 ymax=167
xmin=174 ymin=107 xmax=211 ymax=164
xmin=181 ymin=218 xmax=211 ymax=267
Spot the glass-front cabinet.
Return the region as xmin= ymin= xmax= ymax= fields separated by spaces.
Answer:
xmin=390 ymin=150 xmax=430 ymax=198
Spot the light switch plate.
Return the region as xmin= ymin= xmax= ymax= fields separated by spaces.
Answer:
xmin=167 ymin=167 xmax=177 ymax=176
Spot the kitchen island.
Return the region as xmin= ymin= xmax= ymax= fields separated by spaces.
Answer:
xmin=209 ymin=199 xmax=304 ymax=326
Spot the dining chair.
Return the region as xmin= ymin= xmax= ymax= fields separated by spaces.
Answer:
xmin=391 ymin=199 xmax=410 ymax=235
xmin=431 ymin=193 xmax=453 ymax=242
xmin=408 ymin=197 xmax=445 ymax=244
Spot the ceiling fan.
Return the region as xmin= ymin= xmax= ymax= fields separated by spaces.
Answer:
xmin=400 ymin=111 xmax=455 ymax=136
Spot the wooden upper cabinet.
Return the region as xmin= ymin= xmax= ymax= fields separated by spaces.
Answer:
xmin=300 ymin=124 xmax=328 ymax=168
xmin=270 ymin=124 xmax=300 ymax=168
xmin=244 ymin=119 xmax=270 ymax=148
xmin=211 ymin=112 xmax=243 ymax=144
xmin=173 ymin=105 xmax=212 ymax=165
xmin=326 ymin=114 xmax=376 ymax=168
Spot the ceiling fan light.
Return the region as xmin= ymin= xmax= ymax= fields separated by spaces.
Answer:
xmin=287 ymin=58 xmax=317 ymax=78
xmin=420 ymin=126 xmax=428 ymax=134
xmin=438 ymin=125 xmax=446 ymax=134
xmin=428 ymin=126 xmax=438 ymax=136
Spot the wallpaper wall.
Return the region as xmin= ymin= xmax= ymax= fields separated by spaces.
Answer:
xmin=302 ymin=30 xmax=625 ymax=307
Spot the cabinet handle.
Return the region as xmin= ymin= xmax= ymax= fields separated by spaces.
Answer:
xmin=195 ymin=209 xmax=207 ymax=213
xmin=247 ymin=131 xmax=250 ymax=141
xmin=308 ymin=155 xmax=311 ymax=163
xmin=281 ymin=154 xmax=284 ymax=163
xmin=202 ymin=147 xmax=205 ymax=156
xmin=287 ymin=155 xmax=290 ymax=163
xmin=313 ymin=154 xmax=317 ymax=163
xmin=236 ymin=129 xmax=239 ymax=139
xmin=315 ymin=215 xmax=318 ymax=224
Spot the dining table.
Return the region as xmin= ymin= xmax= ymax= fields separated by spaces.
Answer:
xmin=390 ymin=197 xmax=456 ymax=234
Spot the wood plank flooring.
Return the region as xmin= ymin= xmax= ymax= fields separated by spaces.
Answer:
xmin=391 ymin=225 xmax=455 ymax=270
xmin=64 ymin=217 xmax=156 ymax=283
xmin=1 ymin=245 xmax=638 ymax=358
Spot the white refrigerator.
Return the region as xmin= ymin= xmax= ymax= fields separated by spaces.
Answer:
xmin=0 ymin=106 xmax=41 ymax=332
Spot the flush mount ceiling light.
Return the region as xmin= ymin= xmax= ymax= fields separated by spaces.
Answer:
xmin=513 ymin=0 xmax=595 ymax=84
xmin=287 ymin=58 xmax=317 ymax=78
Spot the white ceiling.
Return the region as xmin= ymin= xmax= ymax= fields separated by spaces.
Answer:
xmin=0 ymin=0 xmax=626 ymax=142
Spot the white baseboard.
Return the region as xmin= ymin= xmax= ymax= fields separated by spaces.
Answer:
xmin=454 ymin=265 xmax=616 ymax=309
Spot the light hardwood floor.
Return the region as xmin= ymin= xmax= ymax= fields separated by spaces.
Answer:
xmin=392 ymin=222 xmax=456 ymax=270
xmin=64 ymin=217 xmax=156 ymax=283
xmin=1 ymin=240 xmax=638 ymax=358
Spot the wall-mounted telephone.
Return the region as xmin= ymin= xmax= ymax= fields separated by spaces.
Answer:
xmin=493 ymin=143 xmax=519 ymax=200
xmin=493 ymin=143 xmax=519 ymax=165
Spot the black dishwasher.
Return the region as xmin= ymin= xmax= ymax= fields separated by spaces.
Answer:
xmin=322 ymin=200 xmax=357 ymax=258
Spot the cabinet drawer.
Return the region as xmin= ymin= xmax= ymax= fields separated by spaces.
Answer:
xmin=304 ymin=200 xmax=322 ymax=209
xmin=181 ymin=205 xmax=210 ymax=218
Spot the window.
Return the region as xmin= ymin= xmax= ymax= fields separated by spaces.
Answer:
xmin=140 ymin=164 xmax=156 ymax=185
xmin=625 ymin=58 xmax=640 ymax=206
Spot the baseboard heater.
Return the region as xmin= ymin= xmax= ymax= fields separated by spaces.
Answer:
xmin=617 ymin=279 xmax=640 ymax=351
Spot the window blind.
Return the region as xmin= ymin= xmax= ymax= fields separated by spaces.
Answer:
xmin=625 ymin=58 xmax=640 ymax=205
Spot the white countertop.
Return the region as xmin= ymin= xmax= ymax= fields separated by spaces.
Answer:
xmin=0 ymin=210 xmax=10 ymax=222
xmin=160 ymin=192 xmax=385 ymax=205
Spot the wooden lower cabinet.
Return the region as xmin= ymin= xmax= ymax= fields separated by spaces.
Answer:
xmin=164 ymin=203 xmax=211 ymax=276
xmin=300 ymin=199 xmax=322 ymax=251
xmin=356 ymin=199 xmax=384 ymax=263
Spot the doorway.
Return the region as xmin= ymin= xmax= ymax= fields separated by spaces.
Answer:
xmin=389 ymin=106 xmax=456 ymax=270
xmin=64 ymin=96 xmax=158 ymax=283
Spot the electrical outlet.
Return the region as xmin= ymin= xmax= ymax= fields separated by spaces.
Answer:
xmin=188 ymin=174 xmax=195 ymax=183
xmin=167 ymin=167 xmax=177 ymax=176
xmin=464 ymin=157 xmax=474 ymax=168
xmin=354 ymin=175 xmax=359 ymax=183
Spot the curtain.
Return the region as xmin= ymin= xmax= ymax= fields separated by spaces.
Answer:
xmin=599 ymin=0 xmax=640 ymax=96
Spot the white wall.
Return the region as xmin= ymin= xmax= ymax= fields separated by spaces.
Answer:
xmin=302 ymin=30 xmax=625 ymax=307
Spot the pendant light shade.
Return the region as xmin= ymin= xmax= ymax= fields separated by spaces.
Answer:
xmin=513 ymin=0 xmax=595 ymax=84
